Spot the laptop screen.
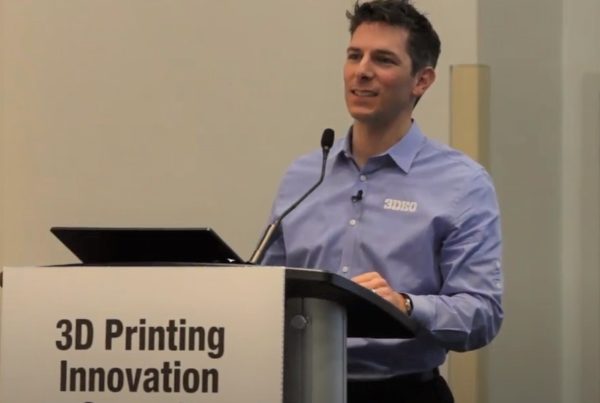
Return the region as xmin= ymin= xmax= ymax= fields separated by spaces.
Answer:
xmin=50 ymin=227 xmax=244 ymax=265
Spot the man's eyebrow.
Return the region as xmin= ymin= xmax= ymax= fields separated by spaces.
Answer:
xmin=371 ymin=49 xmax=400 ymax=59
xmin=346 ymin=47 xmax=399 ymax=58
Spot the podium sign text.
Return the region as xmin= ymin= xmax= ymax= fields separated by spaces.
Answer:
xmin=0 ymin=266 xmax=284 ymax=403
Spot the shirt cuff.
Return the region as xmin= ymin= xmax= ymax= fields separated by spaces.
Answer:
xmin=405 ymin=293 xmax=435 ymax=329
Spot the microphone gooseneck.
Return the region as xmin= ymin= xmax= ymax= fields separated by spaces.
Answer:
xmin=248 ymin=128 xmax=335 ymax=265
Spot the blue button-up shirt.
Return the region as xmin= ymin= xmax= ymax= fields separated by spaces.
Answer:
xmin=262 ymin=122 xmax=503 ymax=378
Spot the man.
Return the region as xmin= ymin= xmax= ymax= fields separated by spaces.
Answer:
xmin=262 ymin=1 xmax=503 ymax=402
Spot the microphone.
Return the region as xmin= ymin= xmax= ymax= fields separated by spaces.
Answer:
xmin=248 ymin=128 xmax=335 ymax=264
xmin=351 ymin=190 xmax=363 ymax=203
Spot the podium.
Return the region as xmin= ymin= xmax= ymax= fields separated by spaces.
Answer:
xmin=0 ymin=228 xmax=418 ymax=403
xmin=282 ymin=268 xmax=418 ymax=403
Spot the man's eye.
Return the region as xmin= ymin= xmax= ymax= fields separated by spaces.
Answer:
xmin=347 ymin=53 xmax=361 ymax=61
xmin=377 ymin=57 xmax=396 ymax=65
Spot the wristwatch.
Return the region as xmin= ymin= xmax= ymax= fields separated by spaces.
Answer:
xmin=400 ymin=293 xmax=413 ymax=316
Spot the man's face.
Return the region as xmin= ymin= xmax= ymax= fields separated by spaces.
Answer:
xmin=344 ymin=22 xmax=428 ymax=125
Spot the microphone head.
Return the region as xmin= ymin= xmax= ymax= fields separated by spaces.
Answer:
xmin=321 ymin=128 xmax=335 ymax=151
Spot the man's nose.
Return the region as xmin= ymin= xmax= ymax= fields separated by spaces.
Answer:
xmin=356 ymin=58 xmax=374 ymax=80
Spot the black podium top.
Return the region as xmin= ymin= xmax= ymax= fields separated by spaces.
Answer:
xmin=285 ymin=268 xmax=419 ymax=339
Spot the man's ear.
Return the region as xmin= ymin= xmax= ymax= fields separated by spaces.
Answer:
xmin=412 ymin=66 xmax=436 ymax=98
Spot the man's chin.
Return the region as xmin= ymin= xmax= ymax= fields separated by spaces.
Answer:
xmin=349 ymin=110 xmax=379 ymax=124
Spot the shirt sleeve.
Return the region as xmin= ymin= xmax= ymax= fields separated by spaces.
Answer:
xmin=408 ymin=171 xmax=504 ymax=352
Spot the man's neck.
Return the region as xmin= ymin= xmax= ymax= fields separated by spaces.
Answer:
xmin=351 ymin=115 xmax=413 ymax=168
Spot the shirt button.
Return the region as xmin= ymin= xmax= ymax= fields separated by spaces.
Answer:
xmin=349 ymin=219 xmax=357 ymax=226
xmin=359 ymin=175 xmax=367 ymax=182
xmin=342 ymin=266 xmax=349 ymax=273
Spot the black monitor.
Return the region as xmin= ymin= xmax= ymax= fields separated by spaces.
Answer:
xmin=50 ymin=227 xmax=244 ymax=265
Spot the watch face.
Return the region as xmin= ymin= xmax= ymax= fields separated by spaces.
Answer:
xmin=401 ymin=293 xmax=413 ymax=315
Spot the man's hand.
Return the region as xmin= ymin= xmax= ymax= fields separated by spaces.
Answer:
xmin=352 ymin=271 xmax=409 ymax=314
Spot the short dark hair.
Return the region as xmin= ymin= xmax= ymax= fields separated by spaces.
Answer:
xmin=346 ymin=0 xmax=441 ymax=75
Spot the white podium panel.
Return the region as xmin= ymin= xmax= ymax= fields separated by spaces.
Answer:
xmin=0 ymin=266 xmax=285 ymax=403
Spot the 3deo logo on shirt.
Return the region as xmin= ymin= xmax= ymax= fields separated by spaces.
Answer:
xmin=383 ymin=198 xmax=418 ymax=212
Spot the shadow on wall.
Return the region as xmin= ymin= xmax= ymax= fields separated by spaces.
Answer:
xmin=581 ymin=72 xmax=600 ymax=403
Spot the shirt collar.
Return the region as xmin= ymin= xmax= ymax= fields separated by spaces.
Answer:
xmin=332 ymin=121 xmax=426 ymax=173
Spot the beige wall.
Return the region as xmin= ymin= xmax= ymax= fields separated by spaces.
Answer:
xmin=480 ymin=0 xmax=599 ymax=403
xmin=561 ymin=1 xmax=600 ymax=402
xmin=1 ymin=0 xmax=351 ymax=265
xmin=479 ymin=1 xmax=564 ymax=402
xmin=0 ymin=0 xmax=5 ymax=267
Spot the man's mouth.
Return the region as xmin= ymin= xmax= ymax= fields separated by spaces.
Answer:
xmin=351 ymin=89 xmax=378 ymax=97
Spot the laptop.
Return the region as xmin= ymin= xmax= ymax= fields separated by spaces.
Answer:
xmin=50 ymin=227 xmax=244 ymax=265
